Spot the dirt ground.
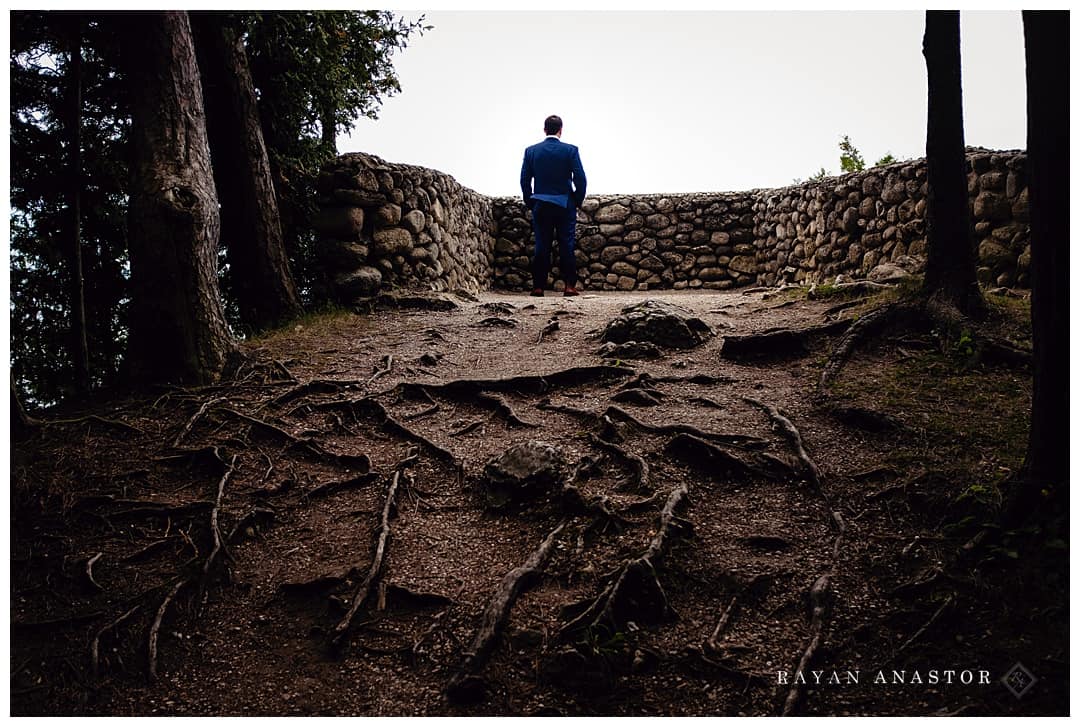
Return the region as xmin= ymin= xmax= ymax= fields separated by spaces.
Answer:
xmin=9 ymin=288 xmax=1068 ymax=716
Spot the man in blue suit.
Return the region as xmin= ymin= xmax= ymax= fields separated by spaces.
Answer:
xmin=520 ymin=115 xmax=587 ymax=297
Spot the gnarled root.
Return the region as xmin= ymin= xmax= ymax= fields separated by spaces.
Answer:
xmin=780 ymin=574 xmax=832 ymax=716
xmin=558 ymin=485 xmax=690 ymax=641
xmin=445 ymin=522 xmax=566 ymax=705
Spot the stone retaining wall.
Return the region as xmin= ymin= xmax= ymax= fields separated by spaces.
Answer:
xmin=315 ymin=152 xmax=496 ymax=299
xmin=317 ymin=149 xmax=1030 ymax=300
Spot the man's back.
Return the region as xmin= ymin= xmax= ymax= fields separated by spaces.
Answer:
xmin=521 ymin=137 xmax=586 ymax=210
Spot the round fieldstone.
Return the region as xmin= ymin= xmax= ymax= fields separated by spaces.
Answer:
xmin=314 ymin=206 xmax=365 ymax=240
xmin=594 ymin=203 xmax=631 ymax=223
xmin=374 ymin=204 xmax=402 ymax=227
xmin=319 ymin=239 xmax=369 ymax=269
xmin=402 ymin=209 xmax=427 ymax=233
xmin=372 ymin=227 xmax=414 ymax=256
xmin=600 ymin=300 xmax=712 ymax=349
xmin=600 ymin=246 xmax=631 ymax=265
xmin=867 ymin=262 xmax=912 ymax=283
xmin=481 ymin=441 xmax=566 ymax=510
xmin=333 ymin=265 xmax=382 ymax=299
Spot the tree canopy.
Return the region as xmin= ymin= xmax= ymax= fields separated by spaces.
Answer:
xmin=9 ymin=10 xmax=426 ymax=404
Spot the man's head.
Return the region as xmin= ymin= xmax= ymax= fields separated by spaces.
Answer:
xmin=544 ymin=115 xmax=563 ymax=137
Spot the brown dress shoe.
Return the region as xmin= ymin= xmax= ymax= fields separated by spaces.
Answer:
xmin=563 ymin=286 xmax=580 ymax=297
xmin=530 ymin=288 xmax=545 ymax=297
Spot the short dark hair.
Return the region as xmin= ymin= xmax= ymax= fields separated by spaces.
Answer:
xmin=544 ymin=115 xmax=563 ymax=135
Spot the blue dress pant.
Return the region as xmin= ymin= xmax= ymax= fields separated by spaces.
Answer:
xmin=531 ymin=200 xmax=578 ymax=289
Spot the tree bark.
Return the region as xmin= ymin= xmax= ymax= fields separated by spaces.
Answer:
xmin=65 ymin=15 xmax=91 ymax=397
xmin=921 ymin=10 xmax=985 ymax=317
xmin=320 ymin=102 xmax=337 ymax=154
xmin=1011 ymin=10 xmax=1070 ymax=520
xmin=122 ymin=11 xmax=236 ymax=386
xmin=191 ymin=12 xmax=303 ymax=332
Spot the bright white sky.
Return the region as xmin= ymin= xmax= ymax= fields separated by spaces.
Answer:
xmin=340 ymin=10 xmax=1028 ymax=197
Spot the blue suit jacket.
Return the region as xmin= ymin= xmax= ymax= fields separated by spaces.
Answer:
xmin=520 ymin=137 xmax=587 ymax=210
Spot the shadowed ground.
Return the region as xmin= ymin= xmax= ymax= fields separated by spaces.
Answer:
xmin=10 ymin=288 xmax=1065 ymax=716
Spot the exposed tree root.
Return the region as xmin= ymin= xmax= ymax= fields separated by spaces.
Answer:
xmin=303 ymin=472 xmax=381 ymax=502
xmin=153 ymin=445 xmax=228 ymax=474
xmin=82 ymin=552 xmax=104 ymax=592
xmin=331 ymin=465 xmax=406 ymax=649
xmin=397 ymin=365 xmax=636 ymax=399
xmin=780 ymin=574 xmax=832 ymax=716
xmin=536 ymin=399 xmax=600 ymax=422
xmin=559 ymin=485 xmax=691 ymax=641
xmin=665 ymin=433 xmax=790 ymax=481
xmin=354 ymin=398 xmax=460 ymax=469
xmin=808 ymin=280 xmax=894 ymax=299
xmin=538 ymin=398 xmax=765 ymax=452
xmin=106 ymin=500 xmax=216 ymax=522
xmin=822 ymin=297 xmax=872 ymax=318
xmin=449 ymin=419 xmax=486 ymax=437
xmin=269 ymin=359 xmax=299 ymax=383
xmin=13 ymin=610 xmax=109 ymax=633
xmin=445 ymin=522 xmax=566 ymax=705
xmin=650 ymin=373 xmax=737 ymax=386
xmin=309 ymin=396 xmax=458 ymax=469
xmin=278 ymin=570 xmax=356 ymax=597
xmin=121 ymin=538 xmax=182 ymax=563
xmin=555 ymin=454 xmax=631 ymax=529
xmin=226 ymin=507 xmax=275 ymax=543
xmin=198 ymin=455 xmax=238 ymax=605
xmin=385 ymin=583 xmax=454 ymax=610
xmin=268 ymin=379 xmax=362 ymax=409
xmin=977 ymin=337 xmax=1033 ymax=367
xmin=172 ymin=397 xmax=227 ymax=447
xmin=704 ymin=595 xmax=738 ymax=655
xmin=402 ymin=402 xmax=441 ymax=421
xmin=720 ymin=320 xmax=849 ymax=361
xmin=817 ymin=301 xmax=924 ymax=395
xmin=475 ymin=392 xmax=535 ymax=427
xmin=817 ymin=297 xmax=1029 ymax=404
xmin=605 ymin=405 xmax=769 ymax=449
xmin=90 ymin=605 xmax=141 ymax=678
xmin=536 ymin=318 xmax=559 ymax=343
xmin=893 ymin=595 xmax=955 ymax=658
xmin=218 ymin=407 xmax=301 ymax=442
xmin=148 ymin=578 xmax=190 ymax=682
xmin=588 ymin=434 xmax=649 ymax=490
xmin=473 ymin=316 xmax=517 ymax=328
xmin=742 ymin=398 xmax=822 ymax=489
xmin=826 ymin=404 xmax=908 ymax=433
xmin=611 ymin=388 xmax=663 ymax=406
xmin=366 ymin=354 xmax=395 ymax=387
xmin=40 ymin=413 xmax=146 ymax=435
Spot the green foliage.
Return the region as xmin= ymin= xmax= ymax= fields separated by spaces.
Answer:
xmin=9 ymin=10 xmax=426 ymax=406
xmin=578 ymin=627 xmax=627 ymax=657
xmin=808 ymin=137 xmax=900 ymax=181
xmin=10 ymin=12 xmax=132 ymax=406
xmin=243 ymin=11 xmax=428 ymax=302
xmin=839 ymin=134 xmax=866 ymax=173
xmin=954 ymin=329 xmax=976 ymax=360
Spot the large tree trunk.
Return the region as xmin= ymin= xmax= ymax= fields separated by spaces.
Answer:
xmin=65 ymin=15 xmax=91 ymax=397
xmin=1009 ymin=10 xmax=1070 ymax=522
xmin=191 ymin=12 xmax=303 ymax=332
xmin=921 ymin=10 xmax=985 ymax=318
xmin=320 ymin=102 xmax=337 ymax=154
xmin=122 ymin=11 xmax=236 ymax=386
